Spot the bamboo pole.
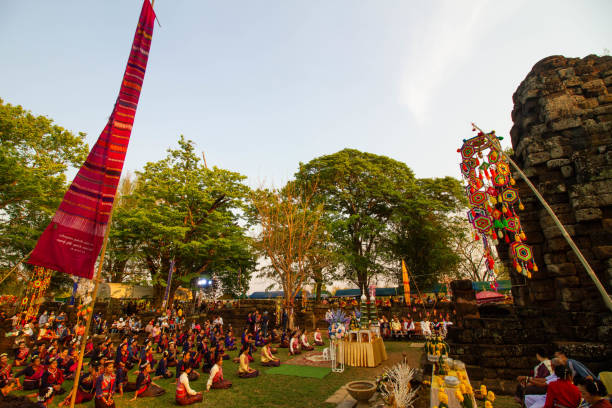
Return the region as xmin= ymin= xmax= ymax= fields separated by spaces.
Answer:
xmin=68 ymin=201 xmax=117 ymax=408
xmin=471 ymin=122 xmax=612 ymax=312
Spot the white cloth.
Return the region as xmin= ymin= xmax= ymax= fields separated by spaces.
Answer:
xmin=524 ymin=373 xmax=558 ymax=408
xmin=206 ymin=365 xmax=219 ymax=391
xmin=301 ymin=334 xmax=310 ymax=347
xmin=179 ymin=372 xmax=197 ymax=395
xmin=290 ymin=338 xmax=299 ymax=354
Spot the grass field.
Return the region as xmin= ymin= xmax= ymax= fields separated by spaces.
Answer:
xmin=11 ymin=341 xmax=518 ymax=408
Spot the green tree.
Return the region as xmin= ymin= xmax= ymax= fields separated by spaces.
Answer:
xmin=117 ymin=136 xmax=255 ymax=303
xmin=295 ymin=149 xmax=418 ymax=296
xmin=0 ymin=98 xmax=88 ymax=293
xmin=295 ymin=149 xmax=466 ymax=296
xmin=388 ymin=177 xmax=466 ymax=291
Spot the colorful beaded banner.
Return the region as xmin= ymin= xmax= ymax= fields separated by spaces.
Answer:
xmin=458 ymin=128 xmax=537 ymax=279
xmin=20 ymin=266 xmax=52 ymax=321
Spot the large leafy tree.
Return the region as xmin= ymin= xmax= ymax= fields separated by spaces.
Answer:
xmin=388 ymin=177 xmax=466 ymax=291
xmin=295 ymin=149 xmax=419 ymax=295
xmin=117 ymin=136 xmax=255 ymax=303
xmin=295 ymin=149 xmax=465 ymax=296
xmin=0 ymin=98 xmax=88 ymax=292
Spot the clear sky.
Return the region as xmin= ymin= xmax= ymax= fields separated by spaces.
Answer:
xmin=2 ymin=0 xmax=611 ymax=291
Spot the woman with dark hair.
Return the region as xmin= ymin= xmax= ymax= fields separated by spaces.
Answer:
xmin=59 ymin=362 xmax=99 ymax=406
xmin=543 ymin=365 xmax=581 ymax=408
xmin=154 ymin=351 xmax=173 ymax=379
xmin=16 ymin=356 xmax=44 ymax=390
xmin=237 ymin=349 xmax=259 ymax=378
xmin=176 ymin=365 xmax=203 ymax=405
xmin=261 ymin=341 xmax=280 ymax=367
xmin=577 ymin=379 xmax=610 ymax=408
xmin=131 ymin=361 xmax=165 ymax=399
xmin=516 ymin=348 xmax=553 ymax=402
xmin=206 ymin=355 xmax=232 ymax=390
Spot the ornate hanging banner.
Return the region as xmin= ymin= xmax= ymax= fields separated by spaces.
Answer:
xmin=458 ymin=128 xmax=537 ymax=280
xmin=20 ymin=266 xmax=52 ymax=321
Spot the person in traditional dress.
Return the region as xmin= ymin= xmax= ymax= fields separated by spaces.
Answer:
xmin=313 ymin=328 xmax=324 ymax=346
xmin=577 ymin=379 xmax=611 ymax=408
xmin=516 ymin=348 xmax=553 ymax=403
xmin=300 ymin=330 xmax=314 ymax=351
xmin=154 ymin=351 xmax=173 ymax=379
xmin=289 ymin=332 xmax=301 ymax=356
xmin=14 ymin=341 xmax=30 ymax=367
xmin=542 ymin=365 xmax=581 ymax=408
xmin=206 ymin=355 xmax=232 ymax=391
xmin=260 ymin=341 xmax=280 ymax=367
xmin=224 ymin=330 xmax=236 ymax=351
xmin=175 ymin=365 xmax=203 ymax=405
xmin=131 ymin=361 xmax=165 ymax=400
xmin=237 ymin=349 xmax=259 ymax=378
xmin=40 ymin=357 xmax=64 ymax=395
xmin=167 ymin=342 xmax=178 ymax=367
xmin=95 ymin=361 xmax=116 ymax=408
xmin=279 ymin=330 xmax=290 ymax=348
xmin=16 ymin=356 xmax=44 ymax=390
xmin=59 ymin=361 xmax=99 ymax=406
xmin=177 ymin=352 xmax=200 ymax=382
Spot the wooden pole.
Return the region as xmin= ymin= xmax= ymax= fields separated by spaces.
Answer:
xmin=471 ymin=123 xmax=612 ymax=312
xmin=68 ymin=200 xmax=117 ymax=408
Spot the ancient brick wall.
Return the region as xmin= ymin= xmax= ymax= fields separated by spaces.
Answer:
xmin=449 ymin=55 xmax=612 ymax=393
xmin=506 ymin=54 xmax=612 ymax=340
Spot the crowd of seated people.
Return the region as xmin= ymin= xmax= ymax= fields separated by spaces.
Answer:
xmin=516 ymin=347 xmax=610 ymax=408
xmin=0 ymin=305 xmax=329 ymax=406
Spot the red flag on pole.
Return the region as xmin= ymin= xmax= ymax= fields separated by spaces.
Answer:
xmin=28 ymin=0 xmax=156 ymax=279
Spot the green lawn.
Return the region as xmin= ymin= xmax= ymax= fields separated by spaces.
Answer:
xmin=12 ymin=341 xmax=519 ymax=408
xmin=13 ymin=341 xmax=417 ymax=408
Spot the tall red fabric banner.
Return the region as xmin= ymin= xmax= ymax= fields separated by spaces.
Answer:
xmin=28 ymin=0 xmax=156 ymax=279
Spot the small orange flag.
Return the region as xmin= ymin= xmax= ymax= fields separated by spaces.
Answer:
xmin=402 ymin=259 xmax=411 ymax=306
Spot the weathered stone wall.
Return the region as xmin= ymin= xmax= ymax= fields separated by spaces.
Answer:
xmin=507 ymin=54 xmax=612 ymax=338
xmin=449 ymin=55 xmax=612 ymax=393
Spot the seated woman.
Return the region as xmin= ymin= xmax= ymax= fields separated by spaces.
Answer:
xmin=254 ymin=329 xmax=265 ymax=347
xmin=543 ymin=365 xmax=581 ymax=408
xmin=391 ymin=317 xmax=402 ymax=339
xmin=237 ymin=349 xmax=259 ymax=378
xmin=131 ymin=362 xmax=165 ymax=399
xmin=270 ymin=329 xmax=280 ymax=344
xmin=167 ymin=342 xmax=178 ymax=367
xmin=16 ymin=356 xmax=44 ymax=390
xmin=177 ymin=353 xmax=200 ymax=382
xmin=176 ymin=365 xmax=203 ymax=406
xmin=577 ymin=379 xmax=610 ymax=408
xmin=300 ymin=330 xmax=314 ymax=351
xmin=224 ymin=332 xmax=236 ymax=351
xmin=239 ymin=342 xmax=254 ymax=363
xmin=40 ymin=357 xmax=64 ymax=395
xmin=516 ymin=348 xmax=553 ymax=403
xmin=59 ymin=361 xmax=98 ymax=406
xmin=216 ymin=342 xmax=230 ymax=361
xmin=206 ymin=355 xmax=232 ymax=391
xmin=279 ymin=331 xmax=290 ymax=348
xmin=313 ymin=328 xmax=324 ymax=346
xmin=289 ymin=332 xmax=301 ymax=356
xmin=154 ymin=351 xmax=173 ymax=379
xmin=260 ymin=341 xmax=280 ymax=367
xmin=14 ymin=342 xmax=30 ymax=367
xmin=95 ymin=361 xmax=117 ymax=408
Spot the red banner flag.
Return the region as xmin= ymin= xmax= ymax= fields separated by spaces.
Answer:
xmin=402 ymin=259 xmax=411 ymax=306
xmin=28 ymin=0 xmax=156 ymax=279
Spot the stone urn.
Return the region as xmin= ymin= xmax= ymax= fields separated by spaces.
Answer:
xmin=346 ymin=380 xmax=376 ymax=407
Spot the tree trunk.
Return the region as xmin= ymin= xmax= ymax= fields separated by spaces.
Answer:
xmin=315 ymin=280 xmax=322 ymax=304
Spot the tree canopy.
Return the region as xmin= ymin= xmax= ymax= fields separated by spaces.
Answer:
xmin=295 ymin=148 xmax=466 ymax=295
xmin=111 ymin=136 xmax=256 ymax=302
xmin=0 ymin=98 xmax=89 ymax=293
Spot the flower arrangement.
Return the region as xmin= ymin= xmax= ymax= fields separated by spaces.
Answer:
xmin=425 ymin=336 xmax=449 ymax=361
xmin=325 ymin=309 xmax=350 ymax=340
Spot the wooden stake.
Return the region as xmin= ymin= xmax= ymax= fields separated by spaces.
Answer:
xmin=68 ymin=200 xmax=117 ymax=408
xmin=471 ymin=122 xmax=612 ymax=312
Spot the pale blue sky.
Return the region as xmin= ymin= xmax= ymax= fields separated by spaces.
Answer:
xmin=1 ymin=0 xmax=611 ymax=292
xmin=1 ymin=1 xmax=610 ymax=187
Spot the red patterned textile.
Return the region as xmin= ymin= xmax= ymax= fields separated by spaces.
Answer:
xmin=28 ymin=0 xmax=156 ymax=278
